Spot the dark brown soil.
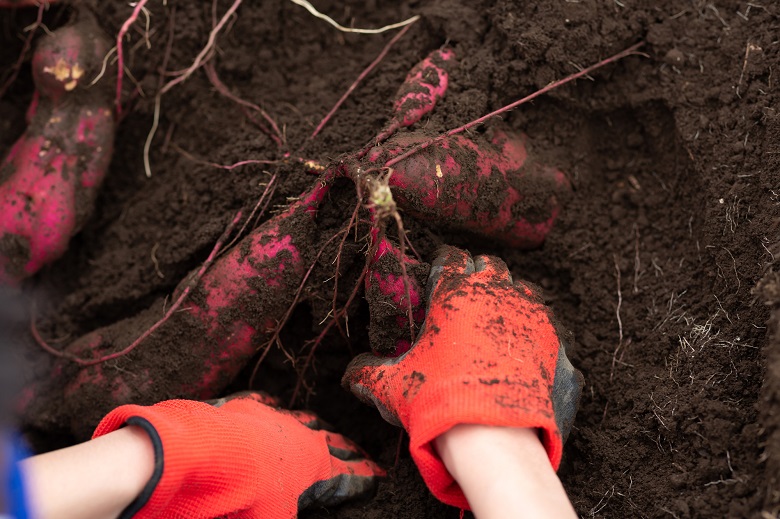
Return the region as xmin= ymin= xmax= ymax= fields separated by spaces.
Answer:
xmin=3 ymin=1 xmax=780 ymax=517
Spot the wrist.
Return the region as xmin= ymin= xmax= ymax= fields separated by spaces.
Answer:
xmin=116 ymin=425 xmax=157 ymax=506
xmin=20 ymin=425 xmax=155 ymax=519
xmin=389 ymin=376 xmax=562 ymax=510
xmin=435 ymin=425 xmax=546 ymax=481
xmin=435 ymin=425 xmax=576 ymax=519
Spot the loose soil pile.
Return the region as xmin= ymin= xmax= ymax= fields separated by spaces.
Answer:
xmin=2 ymin=1 xmax=779 ymax=517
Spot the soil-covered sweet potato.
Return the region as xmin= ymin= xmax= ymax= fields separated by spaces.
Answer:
xmin=365 ymin=237 xmax=428 ymax=356
xmin=364 ymin=128 xmax=570 ymax=249
xmin=22 ymin=182 xmax=329 ymax=439
xmin=373 ymin=49 xmax=455 ymax=145
xmin=0 ymin=12 xmax=114 ymax=286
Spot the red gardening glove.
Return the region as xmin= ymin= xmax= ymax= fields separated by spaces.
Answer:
xmin=92 ymin=391 xmax=384 ymax=519
xmin=343 ymin=245 xmax=582 ymax=510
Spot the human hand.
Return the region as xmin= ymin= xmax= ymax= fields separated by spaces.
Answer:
xmin=92 ymin=391 xmax=384 ymax=519
xmin=342 ymin=245 xmax=583 ymax=508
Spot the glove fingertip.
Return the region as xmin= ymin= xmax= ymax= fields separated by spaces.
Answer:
xmin=206 ymin=390 xmax=279 ymax=409
xmin=430 ymin=245 xmax=461 ymax=267
xmin=344 ymin=380 xmax=374 ymax=406
xmin=363 ymin=458 xmax=387 ymax=478
xmin=343 ymin=353 xmax=390 ymax=381
xmin=473 ymin=255 xmax=512 ymax=283
xmin=427 ymin=246 xmax=474 ymax=303
xmin=289 ymin=410 xmax=329 ymax=430
xmin=323 ymin=431 xmax=365 ymax=460
xmin=430 ymin=246 xmax=474 ymax=275
xmin=513 ymin=279 xmax=545 ymax=304
xmin=342 ymin=376 xmax=402 ymax=428
xmin=553 ymin=347 xmax=584 ymax=444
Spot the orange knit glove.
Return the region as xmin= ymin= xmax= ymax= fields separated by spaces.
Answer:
xmin=342 ymin=246 xmax=583 ymax=509
xmin=92 ymin=392 xmax=384 ymax=519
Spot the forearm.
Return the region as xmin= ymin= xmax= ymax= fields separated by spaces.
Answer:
xmin=435 ymin=424 xmax=576 ymax=519
xmin=19 ymin=426 xmax=154 ymax=519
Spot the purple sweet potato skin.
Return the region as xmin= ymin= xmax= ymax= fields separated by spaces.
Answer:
xmin=374 ymin=49 xmax=456 ymax=144
xmin=20 ymin=182 xmax=329 ymax=439
xmin=365 ymin=237 xmax=428 ymax=356
xmin=0 ymin=13 xmax=114 ymax=286
xmin=365 ymin=129 xmax=571 ymax=249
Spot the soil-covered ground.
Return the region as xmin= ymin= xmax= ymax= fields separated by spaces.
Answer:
xmin=2 ymin=1 xmax=780 ymax=517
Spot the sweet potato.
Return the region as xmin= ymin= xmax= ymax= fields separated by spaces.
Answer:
xmin=23 ymin=182 xmax=330 ymax=438
xmin=22 ymin=37 xmax=570 ymax=437
xmin=360 ymin=47 xmax=569 ymax=249
xmin=365 ymin=237 xmax=427 ymax=356
xmin=358 ymin=129 xmax=570 ymax=355
xmin=363 ymin=129 xmax=570 ymax=249
xmin=0 ymin=13 xmax=114 ymax=286
xmin=25 ymin=120 xmax=567 ymax=434
xmin=373 ymin=49 xmax=455 ymax=144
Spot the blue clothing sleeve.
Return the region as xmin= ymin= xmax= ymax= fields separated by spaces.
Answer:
xmin=3 ymin=434 xmax=31 ymax=519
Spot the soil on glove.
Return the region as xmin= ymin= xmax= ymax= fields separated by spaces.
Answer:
xmin=2 ymin=1 xmax=779 ymax=517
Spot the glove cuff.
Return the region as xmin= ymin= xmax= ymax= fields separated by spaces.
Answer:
xmin=117 ymin=417 xmax=164 ymax=519
xmin=93 ymin=401 xmax=272 ymax=518
xmin=93 ymin=404 xmax=187 ymax=518
xmin=92 ymin=398 xmax=373 ymax=519
xmin=405 ymin=380 xmax=562 ymax=510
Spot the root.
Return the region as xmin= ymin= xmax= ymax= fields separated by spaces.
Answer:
xmin=115 ymin=0 xmax=152 ymax=116
xmin=31 ymin=211 xmax=243 ymax=366
xmin=150 ymin=242 xmax=164 ymax=279
xmin=171 ymin=142 xmax=279 ymax=170
xmin=385 ymin=42 xmax=646 ymax=168
xmin=633 ymin=223 xmax=640 ymax=294
xmin=143 ymin=93 xmax=161 ymax=178
xmin=88 ymin=47 xmax=117 ymax=87
xmin=289 ymin=0 xmax=419 ymax=35
xmin=402 ymin=230 xmax=423 ymax=263
xmin=610 ymin=254 xmax=623 ymax=383
xmin=142 ymin=0 xmax=243 ymax=176
xmin=249 ymin=226 xmax=352 ymax=388
xmin=306 ymin=21 xmax=415 ymax=144
xmin=736 ymin=41 xmax=761 ymax=98
xmin=289 ymin=263 xmax=369 ymax=407
xmin=220 ymin=173 xmax=278 ymax=255
xmin=721 ymin=246 xmax=741 ymax=293
xmin=0 ymin=1 xmax=46 ymax=100
xmin=159 ymin=0 xmax=242 ymax=96
xmin=204 ymin=61 xmax=283 ymax=148
xmin=331 ymin=201 xmax=362 ymax=326
xmin=325 ymin=201 xmax=364 ymax=346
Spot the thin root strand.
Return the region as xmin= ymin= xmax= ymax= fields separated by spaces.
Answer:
xmin=385 ymin=42 xmax=645 ymax=169
xmin=32 ymin=211 xmax=243 ymax=366
xmin=307 ymin=21 xmax=415 ymax=144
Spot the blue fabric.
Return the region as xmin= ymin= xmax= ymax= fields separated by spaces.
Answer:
xmin=4 ymin=434 xmax=31 ymax=519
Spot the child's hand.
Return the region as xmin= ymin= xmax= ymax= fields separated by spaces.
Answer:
xmin=93 ymin=391 xmax=384 ymax=518
xmin=343 ymin=245 xmax=583 ymax=508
